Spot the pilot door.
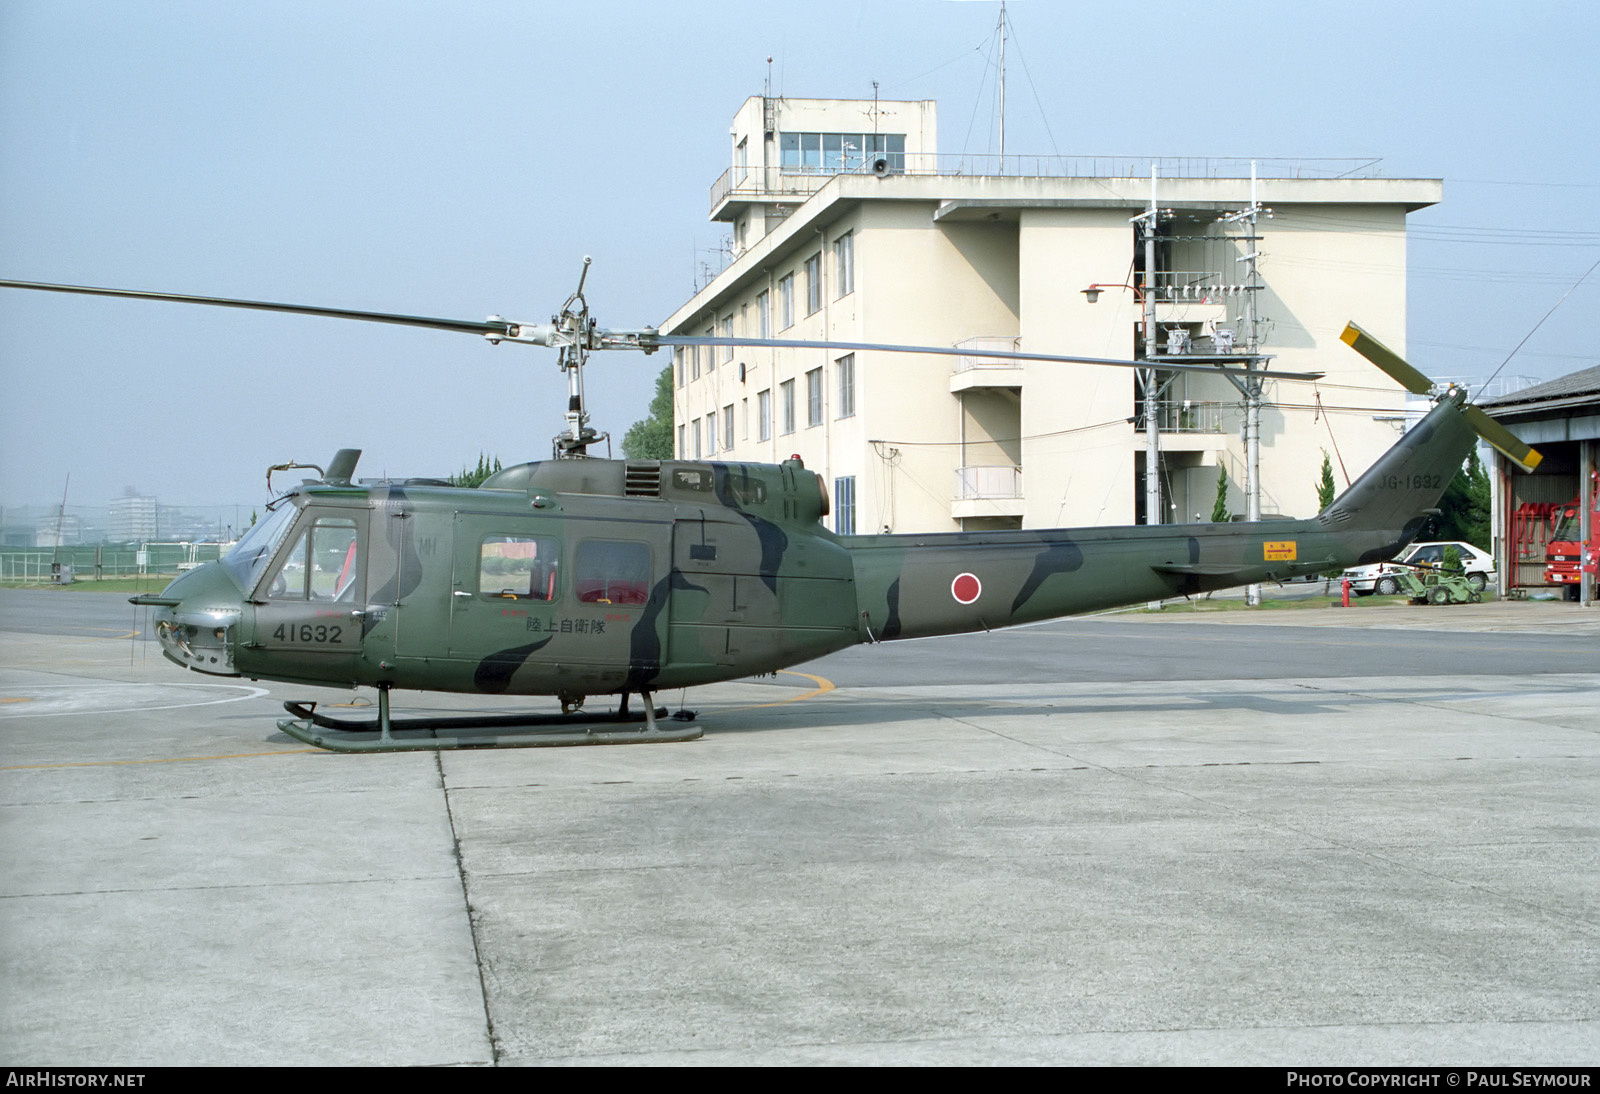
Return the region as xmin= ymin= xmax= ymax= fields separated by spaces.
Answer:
xmin=247 ymin=507 xmax=368 ymax=679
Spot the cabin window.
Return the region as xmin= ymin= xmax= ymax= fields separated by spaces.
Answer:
xmin=575 ymin=540 xmax=652 ymax=606
xmin=478 ymin=534 xmax=559 ymax=601
xmin=265 ymin=516 xmax=361 ymax=602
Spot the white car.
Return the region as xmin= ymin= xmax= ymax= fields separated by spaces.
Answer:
xmin=1341 ymin=541 xmax=1497 ymax=596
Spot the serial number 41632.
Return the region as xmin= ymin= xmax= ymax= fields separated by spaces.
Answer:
xmin=273 ymin=623 xmax=344 ymax=643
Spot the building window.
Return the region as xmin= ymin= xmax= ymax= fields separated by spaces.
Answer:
xmin=758 ymin=388 xmax=771 ymax=441
xmin=836 ymin=353 xmax=855 ymax=418
xmin=692 ymin=418 xmax=702 ymax=458
xmin=805 ymin=253 xmax=822 ymax=316
xmin=741 ymin=397 xmax=749 ymax=439
xmin=720 ymin=315 xmax=733 ymax=363
xmin=834 ymin=232 xmax=853 ymax=298
xmin=757 ymin=290 xmax=771 ymax=338
xmin=780 ymin=380 xmax=795 ymax=434
xmin=706 ymin=411 xmax=717 ymax=455
xmin=722 ymin=405 xmax=735 ymax=450
xmin=834 ymin=477 xmax=856 ymax=535
xmin=778 ymin=274 xmax=794 ymax=330
xmin=704 ymin=326 xmax=715 ymax=369
xmin=780 ymin=132 xmax=905 ymax=174
xmin=806 ymin=367 xmax=823 ymax=427
xmin=677 ymin=424 xmax=686 ymax=458
xmin=675 ymin=346 xmax=685 ymax=388
xmin=691 ymin=344 xmax=700 ymax=381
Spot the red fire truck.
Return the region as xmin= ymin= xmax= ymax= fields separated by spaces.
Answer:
xmin=1544 ymin=471 xmax=1598 ymax=599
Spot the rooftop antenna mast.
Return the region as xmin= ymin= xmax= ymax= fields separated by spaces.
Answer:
xmin=997 ymin=1 xmax=1007 ymax=164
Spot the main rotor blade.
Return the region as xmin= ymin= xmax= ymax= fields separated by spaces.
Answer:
xmin=651 ymin=335 xmax=1325 ymax=381
xmin=0 ymin=279 xmax=517 ymax=338
xmin=1339 ymin=322 xmax=1432 ymax=394
xmin=1463 ymin=405 xmax=1542 ymax=472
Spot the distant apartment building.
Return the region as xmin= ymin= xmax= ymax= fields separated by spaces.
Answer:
xmin=108 ymin=492 xmax=158 ymax=543
xmin=664 ymin=95 xmax=1441 ymax=534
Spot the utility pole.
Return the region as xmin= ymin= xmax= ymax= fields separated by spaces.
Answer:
xmin=1217 ymin=163 xmax=1270 ymax=606
xmin=1140 ymin=167 xmax=1161 ymax=535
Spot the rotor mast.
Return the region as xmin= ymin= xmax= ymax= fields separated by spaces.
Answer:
xmin=552 ymin=257 xmax=601 ymax=458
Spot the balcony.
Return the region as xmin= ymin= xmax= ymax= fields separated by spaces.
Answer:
xmin=950 ymin=336 xmax=1025 ymax=392
xmin=1133 ymin=400 xmax=1230 ymax=453
xmin=953 ymin=465 xmax=1024 ymax=519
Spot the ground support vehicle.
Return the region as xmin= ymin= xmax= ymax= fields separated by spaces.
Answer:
xmin=1393 ymin=565 xmax=1482 ymax=605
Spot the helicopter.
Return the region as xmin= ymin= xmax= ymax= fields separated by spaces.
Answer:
xmin=0 ymin=270 xmax=1542 ymax=752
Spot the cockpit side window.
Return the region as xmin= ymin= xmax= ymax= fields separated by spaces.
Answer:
xmin=264 ymin=516 xmax=361 ymax=601
xmin=478 ymin=534 xmax=560 ymax=600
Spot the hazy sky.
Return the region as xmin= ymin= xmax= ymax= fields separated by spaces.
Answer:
xmin=3 ymin=0 xmax=1597 ymax=508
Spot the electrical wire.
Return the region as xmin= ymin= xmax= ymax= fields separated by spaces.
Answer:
xmin=1484 ymin=253 xmax=1600 ymax=390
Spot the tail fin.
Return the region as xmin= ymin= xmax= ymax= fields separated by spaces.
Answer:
xmin=1318 ymin=389 xmax=1478 ymax=535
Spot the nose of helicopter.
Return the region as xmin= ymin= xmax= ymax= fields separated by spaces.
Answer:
xmin=132 ymin=563 xmax=243 ymax=677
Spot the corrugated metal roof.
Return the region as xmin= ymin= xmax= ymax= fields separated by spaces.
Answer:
xmin=1479 ymin=364 xmax=1600 ymax=405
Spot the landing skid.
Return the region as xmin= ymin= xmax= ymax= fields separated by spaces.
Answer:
xmin=277 ymin=686 xmax=701 ymax=753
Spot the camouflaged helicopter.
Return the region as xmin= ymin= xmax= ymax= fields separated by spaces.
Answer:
xmin=0 ymin=272 xmax=1541 ymax=752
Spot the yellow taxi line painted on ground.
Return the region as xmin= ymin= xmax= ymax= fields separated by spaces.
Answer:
xmin=721 ymin=670 xmax=836 ymax=713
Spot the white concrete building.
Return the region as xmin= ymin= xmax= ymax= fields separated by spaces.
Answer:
xmin=108 ymin=492 xmax=158 ymax=543
xmin=667 ymin=95 xmax=1441 ymax=535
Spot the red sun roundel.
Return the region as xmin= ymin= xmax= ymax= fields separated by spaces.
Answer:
xmin=951 ymin=572 xmax=982 ymax=605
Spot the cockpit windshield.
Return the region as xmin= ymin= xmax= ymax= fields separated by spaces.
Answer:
xmin=220 ymin=502 xmax=299 ymax=590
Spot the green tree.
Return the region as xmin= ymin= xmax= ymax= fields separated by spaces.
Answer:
xmin=450 ymin=453 xmax=503 ymax=488
xmin=1316 ymin=451 xmax=1337 ymax=513
xmin=622 ymin=365 xmax=674 ymax=460
xmin=1429 ymin=450 xmax=1491 ymax=549
xmin=1210 ymin=466 xmax=1230 ymax=523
